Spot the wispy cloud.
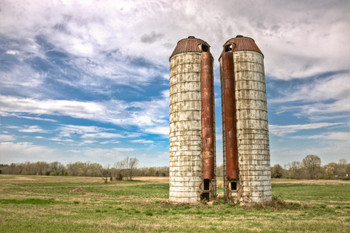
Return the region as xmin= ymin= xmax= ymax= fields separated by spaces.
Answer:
xmin=131 ymin=139 xmax=154 ymax=144
xmin=0 ymin=141 xmax=136 ymax=165
xmin=0 ymin=141 xmax=55 ymax=162
xmin=270 ymin=73 xmax=350 ymax=104
xmin=0 ymin=94 xmax=168 ymax=131
xmin=1 ymin=0 xmax=349 ymax=83
xmin=5 ymin=50 xmax=19 ymax=55
xmin=100 ymin=140 xmax=120 ymax=145
xmin=269 ymin=122 xmax=343 ymax=137
xmin=291 ymin=131 xmax=350 ymax=141
xmin=269 ymin=72 xmax=350 ymax=122
xmin=0 ymin=134 xmax=16 ymax=141
xmin=18 ymin=125 xmax=48 ymax=133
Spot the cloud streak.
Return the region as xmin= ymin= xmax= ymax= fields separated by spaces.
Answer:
xmin=269 ymin=122 xmax=342 ymax=137
xmin=0 ymin=93 xmax=169 ymax=135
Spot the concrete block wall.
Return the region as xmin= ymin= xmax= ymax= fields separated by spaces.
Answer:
xmin=234 ymin=51 xmax=272 ymax=203
xmin=169 ymin=52 xmax=203 ymax=203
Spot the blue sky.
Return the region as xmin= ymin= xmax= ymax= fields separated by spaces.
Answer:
xmin=0 ymin=0 xmax=349 ymax=167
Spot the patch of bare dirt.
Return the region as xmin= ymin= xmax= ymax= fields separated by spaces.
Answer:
xmin=72 ymin=187 xmax=87 ymax=193
xmin=15 ymin=176 xmax=35 ymax=181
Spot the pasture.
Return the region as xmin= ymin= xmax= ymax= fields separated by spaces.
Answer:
xmin=1 ymin=175 xmax=350 ymax=232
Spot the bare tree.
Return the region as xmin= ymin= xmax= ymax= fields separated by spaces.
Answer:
xmin=101 ymin=165 xmax=111 ymax=183
xmin=115 ymin=157 xmax=139 ymax=180
xmin=216 ymin=164 xmax=224 ymax=177
xmin=302 ymin=154 xmax=321 ymax=179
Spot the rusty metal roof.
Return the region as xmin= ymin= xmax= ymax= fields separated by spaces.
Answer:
xmin=170 ymin=36 xmax=211 ymax=59
xmin=220 ymin=35 xmax=263 ymax=59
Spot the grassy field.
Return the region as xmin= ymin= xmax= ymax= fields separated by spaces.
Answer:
xmin=1 ymin=175 xmax=350 ymax=232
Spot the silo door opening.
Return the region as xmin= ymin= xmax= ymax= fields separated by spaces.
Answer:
xmin=225 ymin=44 xmax=232 ymax=52
xmin=201 ymin=44 xmax=209 ymax=52
xmin=231 ymin=181 xmax=237 ymax=191
xmin=200 ymin=192 xmax=209 ymax=201
xmin=204 ymin=179 xmax=210 ymax=190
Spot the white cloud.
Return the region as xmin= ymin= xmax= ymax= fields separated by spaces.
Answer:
xmin=48 ymin=137 xmax=74 ymax=143
xmin=0 ymin=64 xmax=47 ymax=93
xmin=269 ymin=73 xmax=350 ymax=122
xmin=271 ymin=73 xmax=350 ymax=103
xmin=269 ymin=122 xmax=342 ymax=136
xmin=58 ymin=125 xmax=108 ymax=137
xmin=5 ymin=50 xmax=19 ymax=55
xmin=0 ymin=141 xmax=137 ymax=165
xmin=0 ymin=95 xmax=169 ymax=133
xmin=16 ymin=115 xmax=57 ymax=122
xmin=0 ymin=134 xmax=16 ymax=141
xmin=144 ymin=126 xmax=169 ymax=136
xmin=0 ymin=142 xmax=56 ymax=163
xmin=1 ymin=0 xmax=349 ymax=166
xmin=81 ymin=132 xmax=124 ymax=139
xmin=79 ymin=140 xmax=97 ymax=145
xmin=293 ymin=131 xmax=350 ymax=141
xmin=1 ymin=0 xmax=348 ymax=83
xmin=18 ymin=125 xmax=47 ymax=133
xmin=131 ymin=139 xmax=154 ymax=144
xmin=100 ymin=140 xmax=120 ymax=145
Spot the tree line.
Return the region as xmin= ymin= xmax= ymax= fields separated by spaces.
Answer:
xmin=270 ymin=155 xmax=350 ymax=179
xmin=216 ymin=154 xmax=350 ymax=180
xmin=0 ymin=157 xmax=169 ymax=180
xmin=1 ymin=154 xmax=349 ymax=180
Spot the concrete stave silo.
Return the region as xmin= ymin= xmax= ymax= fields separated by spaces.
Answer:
xmin=169 ymin=36 xmax=216 ymax=203
xmin=219 ymin=35 xmax=272 ymax=204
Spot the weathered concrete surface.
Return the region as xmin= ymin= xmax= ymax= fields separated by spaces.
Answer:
xmin=169 ymin=51 xmax=216 ymax=203
xmin=235 ymin=51 xmax=272 ymax=203
xmin=220 ymin=49 xmax=272 ymax=204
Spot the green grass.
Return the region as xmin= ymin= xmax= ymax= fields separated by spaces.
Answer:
xmin=273 ymin=183 xmax=350 ymax=202
xmin=1 ymin=175 xmax=350 ymax=232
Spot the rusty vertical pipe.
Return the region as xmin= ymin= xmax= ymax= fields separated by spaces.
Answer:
xmin=222 ymin=50 xmax=239 ymax=180
xmin=201 ymin=52 xmax=214 ymax=179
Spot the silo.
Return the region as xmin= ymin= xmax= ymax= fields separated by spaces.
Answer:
xmin=219 ymin=35 xmax=271 ymax=204
xmin=169 ymin=36 xmax=216 ymax=203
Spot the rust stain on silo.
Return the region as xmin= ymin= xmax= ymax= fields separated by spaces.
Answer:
xmin=169 ymin=36 xmax=216 ymax=203
xmin=222 ymin=50 xmax=239 ymax=180
xmin=220 ymin=35 xmax=272 ymax=204
xmin=201 ymin=51 xmax=215 ymax=180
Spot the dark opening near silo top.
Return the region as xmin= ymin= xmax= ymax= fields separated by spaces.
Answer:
xmin=170 ymin=36 xmax=211 ymax=59
xmin=219 ymin=35 xmax=263 ymax=59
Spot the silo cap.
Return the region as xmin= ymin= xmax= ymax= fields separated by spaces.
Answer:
xmin=218 ymin=36 xmax=263 ymax=60
xmin=170 ymin=36 xmax=211 ymax=59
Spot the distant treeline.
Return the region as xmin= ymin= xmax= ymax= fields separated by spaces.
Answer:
xmin=0 ymin=158 xmax=169 ymax=179
xmin=217 ymin=155 xmax=350 ymax=180
xmin=270 ymin=155 xmax=350 ymax=179
xmin=1 ymin=154 xmax=349 ymax=180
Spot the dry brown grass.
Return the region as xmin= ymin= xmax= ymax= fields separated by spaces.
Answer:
xmin=135 ymin=176 xmax=169 ymax=183
xmin=272 ymin=178 xmax=350 ymax=184
xmin=1 ymin=175 xmax=350 ymax=232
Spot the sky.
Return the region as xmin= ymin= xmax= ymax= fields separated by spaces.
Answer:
xmin=0 ymin=0 xmax=349 ymax=167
